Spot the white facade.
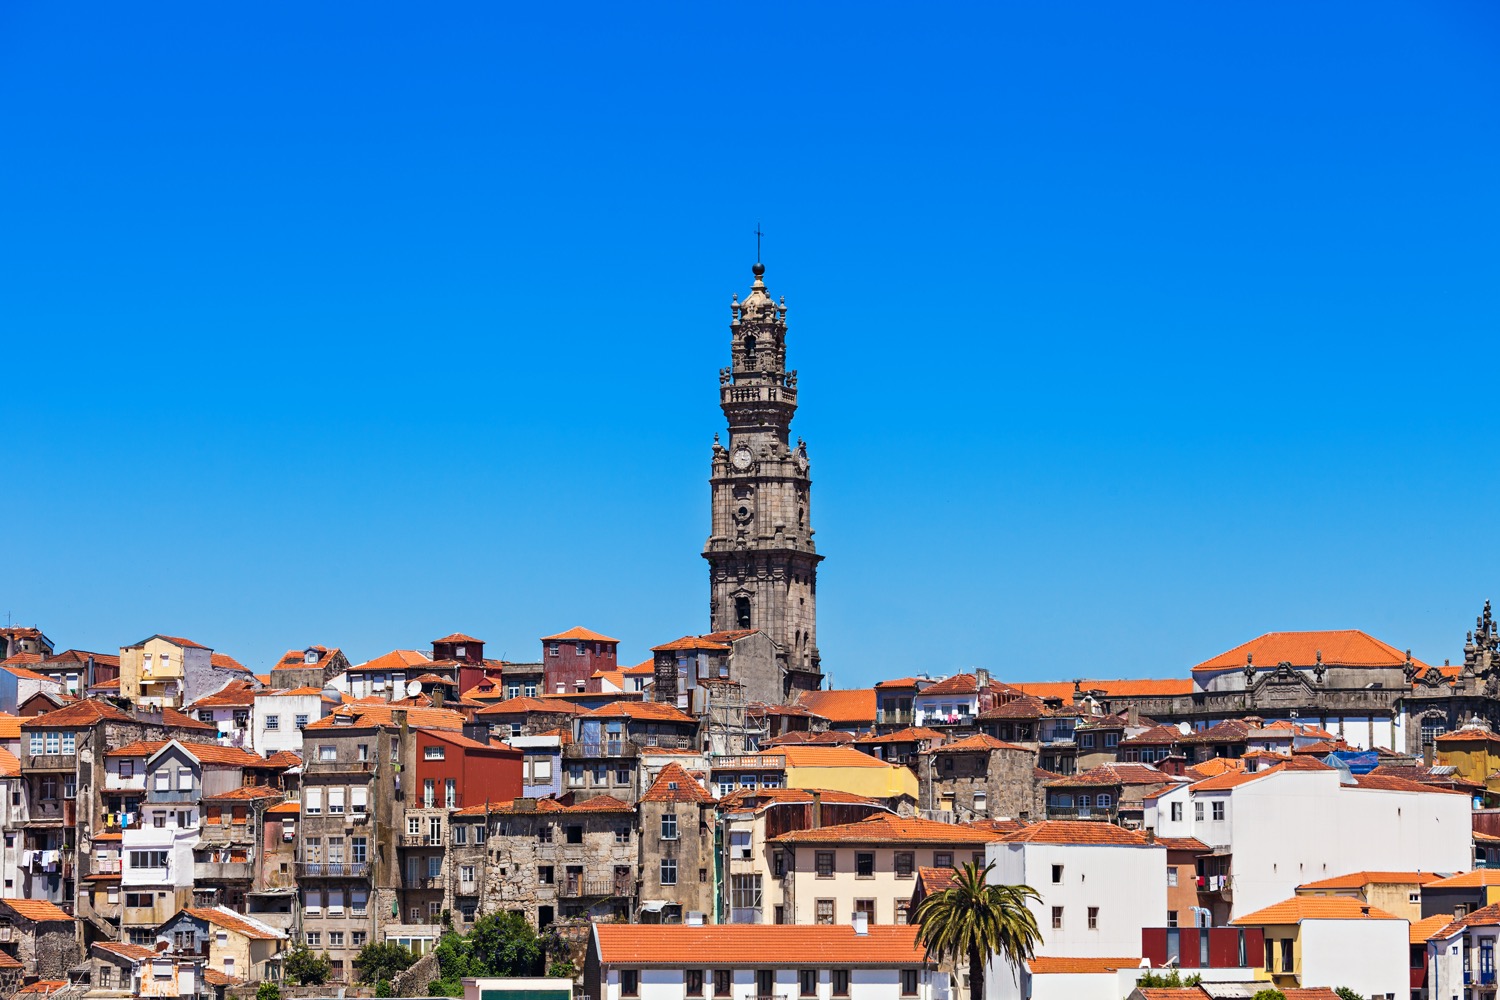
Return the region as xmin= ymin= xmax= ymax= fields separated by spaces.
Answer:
xmin=1428 ymin=921 xmax=1499 ymax=1000
xmin=253 ymin=691 xmax=327 ymax=756
xmin=1017 ymin=969 xmax=1143 ymax=1000
xmin=1144 ymin=768 xmax=1471 ymax=918
xmin=598 ymin=967 xmax=948 ymax=1000
xmin=1297 ymin=918 xmax=1408 ymax=998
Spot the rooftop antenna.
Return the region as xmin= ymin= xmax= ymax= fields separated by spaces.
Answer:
xmin=755 ymin=222 xmax=764 ymax=264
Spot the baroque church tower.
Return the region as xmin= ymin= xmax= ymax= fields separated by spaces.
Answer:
xmin=703 ymin=262 xmax=824 ymax=697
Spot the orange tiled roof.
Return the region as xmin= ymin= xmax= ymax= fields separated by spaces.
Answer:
xmin=273 ymin=646 xmax=334 ymax=670
xmin=874 ymin=677 xmax=924 ymax=689
xmin=1430 ymin=905 xmax=1500 ymax=940
xmin=1232 ymin=896 xmax=1402 ymax=924
xmin=925 ymin=733 xmax=1028 ymax=754
xmin=773 ymin=814 xmax=1006 ymax=845
xmin=1185 ymin=758 xmax=1246 ymax=779
xmin=623 ymin=659 xmax=656 ymax=675
xmin=476 ymin=696 xmax=586 ymax=716
xmin=1411 ymin=913 xmax=1457 ymax=944
xmin=976 ymin=695 xmax=1053 ymax=720
xmin=1155 ymin=837 xmax=1209 ymax=852
xmin=305 ymin=703 xmax=467 ymax=732
xmin=0 ymin=748 xmax=19 ymax=778
xmin=567 ymin=794 xmax=634 ymax=813
xmin=1046 ymin=763 xmax=1173 ymax=788
xmin=1192 ymin=630 xmax=1428 ymax=674
xmin=586 ymin=701 xmax=696 ymax=723
xmin=187 ymin=681 xmax=259 ymax=709
xmin=433 ymin=633 xmax=483 ymax=645
xmin=1351 ymin=773 xmax=1466 ymax=794
xmin=592 ymin=923 xmax=928 ymax=966
xmin=915 ymin=866 xmax=958 ymax=894
xmin=1427 ymin=870 xmax=1500 ymax=889
xmin=2 ymin=665 xmax=50 ymax=682
xmin=1435 ymin=727 xmax=1500 ymax=745
xmin=0 ymin=954 xmax=23 ymax=972
xmin=1011 ymin=679 xmax=1193 ymax=701
xmin=652 ymin=635 xmax=732 ymax=652
xmin=0 ymin=654 xmax=41 ymax=666
xmin=184 ymin=906 xmax=283 ymax=939
xmin=23 ymin=699 xmax=129 ymax=728
xmin=762 ymin=730 xmax=855 ymax=747
xmin=1002 ymin=821 xmax=1154 ymax=846
xmin=94 ymin=941 xmax=156 ymax=962
xmin=202 ymin=785 xmax=285 ymax=802
xmin=715 ymin=787 xmax=882 ymax=811
xmin=0 ymin=714 xmax=21 ymax=740
xmin=642 ymin=763 xmax=716 ymax=804
xmin=1298 ymin=870 xmax=1443 ymax=890
xmin=202 ymin=970 xmax=244 ymax=986
xmin=855 ymin=727 xmax=946 ymax=745
xmin=917 ymin=673 xmax=1020 ymax=697
xmin=15 ymin=981 xmax=69 ymax=993
xmin=140 ymin=635 xmax=207 ymax=649
xmin=795 ymin=689 xmax=876 ymax=725
xmin=210 ymin=652 xmax=249 ymax=672
xmin=542 ymin=626 xmax=619 ymax=643
xmin=348 ymin=649 xmax=432 ymax=673
xmin=1026 ymin=956 xmax=1143 ymax=974
xmin=0 ymin=898 xmax=73 ymax=921
xmin=265 ymin=801 xmax=301 ymax=815
xmin=264 ymin=750 xmax=302 ymax=769
xmin=761 ymin=746 xmax=894 ymax=769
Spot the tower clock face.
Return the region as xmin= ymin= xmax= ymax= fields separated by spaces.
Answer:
xmin=732 ymin=447 xmax=754 ymax=470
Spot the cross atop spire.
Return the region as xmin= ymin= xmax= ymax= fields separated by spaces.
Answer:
xmin=755 ymin=222 xmax=764 ymax=264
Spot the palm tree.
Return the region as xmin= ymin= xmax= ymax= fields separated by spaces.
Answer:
xmin=913 ymin=860 xmax=1042 ymax=1000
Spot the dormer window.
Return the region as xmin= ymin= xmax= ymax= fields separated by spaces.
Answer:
xmin=454 ymin=646 xmax=466 ymax=659
xmin=304 ymin=649 xmax=320 ymax=664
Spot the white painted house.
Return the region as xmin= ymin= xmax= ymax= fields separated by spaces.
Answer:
xmin=585 ymin=923 xmax=949 ymax=1000
xmin=1143 ymin=760 xmax=1471 ymax=921
xmin=253 ymin=687 xmax=332 ymax=756
xmin=983 ymin=821 xmax=1167 ymax=1000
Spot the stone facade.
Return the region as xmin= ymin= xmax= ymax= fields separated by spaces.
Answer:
xmin=703 ymin=263 xmax=823 ymax=696
xmin=917 ymin=736 xmax=1041 ymax=822
xmin=636 ymin=764 xmax=715 ymax=922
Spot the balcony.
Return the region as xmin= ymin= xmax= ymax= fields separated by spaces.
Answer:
xmin=146 ymin=789 xmax=198 ymax=804
xmin=303 ymin=759 xmax=376 ymax=774
xmin=199 ymin=823 xmax=251 ymax=844
xmin=194 ymin=862 xmax=254 ymax=881
xmin=561 ymin=877 xmax=631 ymax=898
xmin=710 ymin=754 xmax=784 ymax=771
xmin=401 ymin=835 xmax=445 ymax=847
xmin=295 ymin=862 xmax=370 ymax=878
xmin=92 ymin=859 xmax=123 ymax=875
xmin=405 ymin=875 xmax=443 ymax=889
xmin=563 ymin=741 xmax=639 ymax=760
xmin=26 ymin=754 xmax=77 ymax=773
xmin=877 ymin=709 xmax=914 ymax=726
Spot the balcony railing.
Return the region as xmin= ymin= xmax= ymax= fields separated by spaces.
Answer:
xmin=563 ymin=741 xmax=639 ymax=759
xmin=710 ymin=755 xmax=783 ymax=771
xmin=194 ymin=862 xmax=254 ymax=881
xmin=303 ymin=759 xmax=376 ymax=773
xmin=295 ymin=862 xmax=370 ymax=878
xmin=146 ymin=789 xmax=198 ymax=804
xmin=876 ymin=709 xmax=914 ymax=726
xmin=26 ymin=754 xmax=77 ymax=772
xmin=92 ymin=860 xmax=123 ymax=875
xmin=561 ymin=878 xmax=631 ymax=898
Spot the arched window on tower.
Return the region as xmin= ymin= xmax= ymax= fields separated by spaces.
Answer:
xmin=735 ymin=596 xmax=752 ymax=630
xmin=742 ymin=335 xmax=756 ymax=366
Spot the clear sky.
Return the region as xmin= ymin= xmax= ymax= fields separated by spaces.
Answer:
xmin=4 ymin=3 xmax=1498 ymax=682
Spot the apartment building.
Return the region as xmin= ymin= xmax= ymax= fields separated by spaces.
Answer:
xmin=585 ymin=924 xmax=948 ymax=1000
xmin=773 ymin=815 xmax=1002 ymax=928
xmin=638 ymin=764 xmax=716 ymax=923
xmin=1231 ymin=896 xmax=1408 ymax=998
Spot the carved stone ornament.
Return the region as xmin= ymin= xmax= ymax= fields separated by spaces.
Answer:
xmin=1243 ymin=653 xmax=1256 ymax=684
xmin=1403 ymin=649 xmax=1418 ymax=685
xmin=1313 ymin=650 xmax=1326 ymax=684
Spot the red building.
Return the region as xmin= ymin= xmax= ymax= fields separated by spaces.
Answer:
xmin=540 ymin=627 xmax=619 ymax=696
xmin=431 ymin=633 xmax=490 ymax=696
xmin=411 ymin=728 xmax=522 ymax=809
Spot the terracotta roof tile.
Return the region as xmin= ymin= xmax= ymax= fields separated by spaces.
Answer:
xmin=914 ymin=866 xmax=958 ymax=894
xmin=756 ymin=746 xmax=893 ymax=769
xmin=1002 ymin=821 xmax=1154 ymax=846
xmin=94 ymin=941 xmax=156 ymax=963
xmin=642 ymin=763 xmax=716 ymax=804
xmin=15 ymin=981 xmax=69 ymax=993
xmin=917 ymin=673 xmax=1021 ymax=697
xmin=762 ymin=730 xmax=855 ymax=747
xmin=0 ymin=748 xmax=19 ymax=778
xmin=476 ymin=696 xmax=586 ymax=716
xmin=183 ymin=906 xmax=283 ymax=939
xmin=566 ymin=794 xmax=634 ymax=813
xmin=1232 ymin=896 xmax=1402 ymax=924
xmin=794 ymin=689 xmax=876 ymax=725
xmin=347 ymin=649 xmax=432 ymax=673
xmin=202 ymin=970 xmax=244 ymax=986
xmin=0 ymin=714 xmax=20 ymax=740
xmin=855 ymin=727 xmax=946 ymax=745
xmin=873 ymin=677 xmax=924 ymax=689
xmin=1351 ymin=773 xmax=1466 ymax=794
xmin=1046 ymin=763 xmax=1173 ymax=788
xmin=716 ymin=787 xmax=882 ymax=811
xmin=542 ymin=627 xmax=619 ymax=643
xmin=925 ymin=733 xmax=1029 ymax=754
xmin=202 ymin=785 xmax=285 ymax=802
xmin=1298 ymin=870 xmax=1443 ymax=890
xmin=1155 ymin=837 xmax=1209 ymax=852
xmin=433 ymin=633 xmax=484 ymax=645
xmin=210 ymin=652 xmax=250 ymax=673
xmin=1426 ymin=869 xmax=1500 ymax=889
xmin=265 ymin=801 xmax=301 ymax=815
xmin=22 ymin=699 xmax=129 ymax=728
xmin=1411 ymin=913 xmax=1456 ymax=944
xmin=305 ymin=703 xmax=468 ymax=732
xmin=1430 ymin=904 xmax=1500 ymax=939
xmin=592 ymin=923 xmax=928 ymax=966
xmin=976 ymin=695 xmax=1053 ymax=720
xmin=264 ymin=750 xmax=303 ymax=769
xmin=0 ymin=898 xmax=73 ymax=921
xmin=586 ymin=701 xmax=696 ymax=723
xmin=186 ymin=681 xmax=259 ymax=709
xmin=146 ymin=635 xmax=207 ymax=649
xmin=774 ymin=814 xmax=1005 ymax=845
xmin=1192 ymin=630 xmax=1428 ymax=674
xmin=652 ymin=635 xmax=732 ymax=652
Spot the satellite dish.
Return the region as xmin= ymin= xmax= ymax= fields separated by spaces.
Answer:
xmin=321 ymin=685 xmax=341 ymax=705
xmin=406 ymin=680 xmax=423 ymax=697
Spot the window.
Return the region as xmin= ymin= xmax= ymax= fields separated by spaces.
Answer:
xmin=1279 ymin=938 xmax=1293 ymax=973
xmin=129 ymin=850 xmax=169 ymax=869
xmin=424 ymin=779 xmax=436 ymax=808
xmin=352 ymin=839 xmax=367 ymax=864
xmin=1104 ymin=733 xmax=1119 ymax=747
xmin=461 ymin=865 xmax=475 ymax=884
xmin=661 ymin=858 xmax=678 ymax=886
xmin=425 ymin=745 xmax=446 ymax=760
xmin=329 ymin=788 xmax=345 ymax=814
xmin=615 ymin=826 xmax=630 ymax=845
xmin=756 ymin=972 xmax=774 ymax=998
xmin=661 ymin=812 xmax=678 ymax=840
xmin=687 ymin=971 xmax=704 ymax=994
xmin=1080 ymin=733 xmax=1095 ymax=749
xmin=1096 ymin=793 xmax=1112 ymax=809
xmin=731 ymin=874 xmax=762 ymax=911
xmin=620 ymin=971 xmax=638 ymax=997
xmin=295 ymin=714 xmax=309 ymax=730
xmin=328 ymin=931 xmax=344 ymax=947
xmin=428 ymin=856 xmax=442 ymax=878
xmin=319 ymin=745 xmax=336 ymax=762
xmin=45 ymin=732 xmax=60 ymax=754
xmin=429 ymin=816 xmax=442 ymax=842
xmin=153 ymin=811 xmax=167 ymax=829
xmin=305 ymin=889 xmax=322 ymax=915
xmin=538 ymin=825 xmax=553 ymax=844
xmin=1194 ymin=801 xmax=1204 ymax=822
xmin=1051 ymin=864 xmax=1063 ymax=884
xmin=714 ymin=970 xmax=731 ymax=996
xmin=352 ymin=931 xmax=367 ymax=947
xmin=265 ymin=716 xmax=280 ymax=731
xmin=854 ymin=899 xmax=876 ymax=925
xmin=351 ymin=786 xmax=368 ymax=813
xmin=800 ymin=970 xmax=818 ymax=996
xmin=895 ymin=899 xmax=910 ymax=925
xmin=305 ymin=788 xmax=322 ymax=814
xmin=832 ymin=971 xmax=849 ymax=997
xmin=972 ymin=790 xmax=986 ymax=812
xmin=538 ymin=865 xmax=554 ymax=885
xmin=566 ymin=825 xmax=583 ymax=845
xmin=816 ymin=899 xmax=835 ymax=924
xmin=1170 ymin=801 xmax=1182 ymax=822
xmin=1212 ymin=801 xmax=1225 ymax=821
xmin=856 ymin=852 xmax=875 ymax=877
xmin=934 ymin=852 xmax=953 ymax=869
xmin=446 ymin=778 xmax=457 ymax=808
xmin=1051 ymin=906 xmax=1063 ymax=929
xmin=1167 ymin=867 xmax=1178 ymax=887
xmin=900 ymin=970 xmax=918 ymax=996
xmin=120 ymin=759 xmax=134 ymax=779
xmin=816 ymin=851 xmax=835 ymax=877
xmin=176 ymin=809 xmax=190 ymax=827
xmin=453 ymin=825 xmax=468 ymax=846
xmin=1087 ymin=906 xmax=1099 ymax=929
xmin=408 ymin=815 xmax=421 ymax=836
xmin=1167 ymin=910 xmax=1178 ymax=928
xmin=62 ymin=733 xmax=75 ymax=754
xmin=352 ymin=891 xmax=368 ymax=916
xmin=305 ymin=932 xmax=321 ymax=947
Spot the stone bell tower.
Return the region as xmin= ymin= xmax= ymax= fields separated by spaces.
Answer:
xmin=703 ymin=261 xmax=823 ymax=697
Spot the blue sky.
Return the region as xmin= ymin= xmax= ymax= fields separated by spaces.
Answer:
xmin=4 ymin=3 xmax=1498 ymax=682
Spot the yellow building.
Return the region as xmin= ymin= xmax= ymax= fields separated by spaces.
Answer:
xmin=1232 ymin=896 xmax=1409 ymax=996
xmin=1294 ymin=870 xmax=1442 ymax=922
xmin=773 ymin=745 xmax=920 ymax=800
xmin=1434 ymin=723 xmax=1500 ymax=800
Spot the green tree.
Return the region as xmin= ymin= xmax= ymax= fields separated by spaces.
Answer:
xmin=548 ymin=957 xmax=577 ymax=979
xmin=353 ymin=941 xmax=418 ymax=986
xmin=1333 ymin=990 xmax=1362 ymax=1000
xmin=1134 ymin=970 xmax=1202 ymax=988
xmin=913 ymin=860 xmax=1042 ymax=1000
xmin=376 ymin=980 xmax=393 ymax=998
xmin=256 ymin=983 xmax=281 ymax=1000
xmin=282 ymin=944 xmax=332 ymax=986
xmin=428 ymin=912 xmax=544 ymax=996
xmin=1251 ymin=990 xmax=1286 ymax=1000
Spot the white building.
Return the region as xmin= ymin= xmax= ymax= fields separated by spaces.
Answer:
xmin=585 ymin=923 xmax=949 ymax=1000
xmin=253 ymin=687 xmax=333 ymax=756
xmin=1143 ymin=760 xmax=1471 ymax=920
xmin=983 ymin=821 xmax=1166 ymax=1000
xmin=1232 ymin=895 xmax=1409 ymax=998
xmin=1015 ymin=958 xmax=1144 ymax=1000
xmin=1426 ymin=903 xmax=1500 ymax=1000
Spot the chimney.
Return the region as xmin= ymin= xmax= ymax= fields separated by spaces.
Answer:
xmin=976 ymin=668 xmax=990 ymax=690
xmin=87 ymin=655 xmax=96 ymax=692
xmin=811 ymin=790 xmax=823 ymax=830
xmin=1424 ymin=739 xmax=1435 ymax=767
xmin=1143 ymin=828 xmax=1156 ymax=844
xmin=1126 ymin=704 xmax=1140 ymax=727
xmin=1360 ymin=905 xmax=1370 ymax=916
xmin=432 ymin=687 xmax=445 ymax=709
xmin=852 ymin=910 xmax=868 ymax=935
